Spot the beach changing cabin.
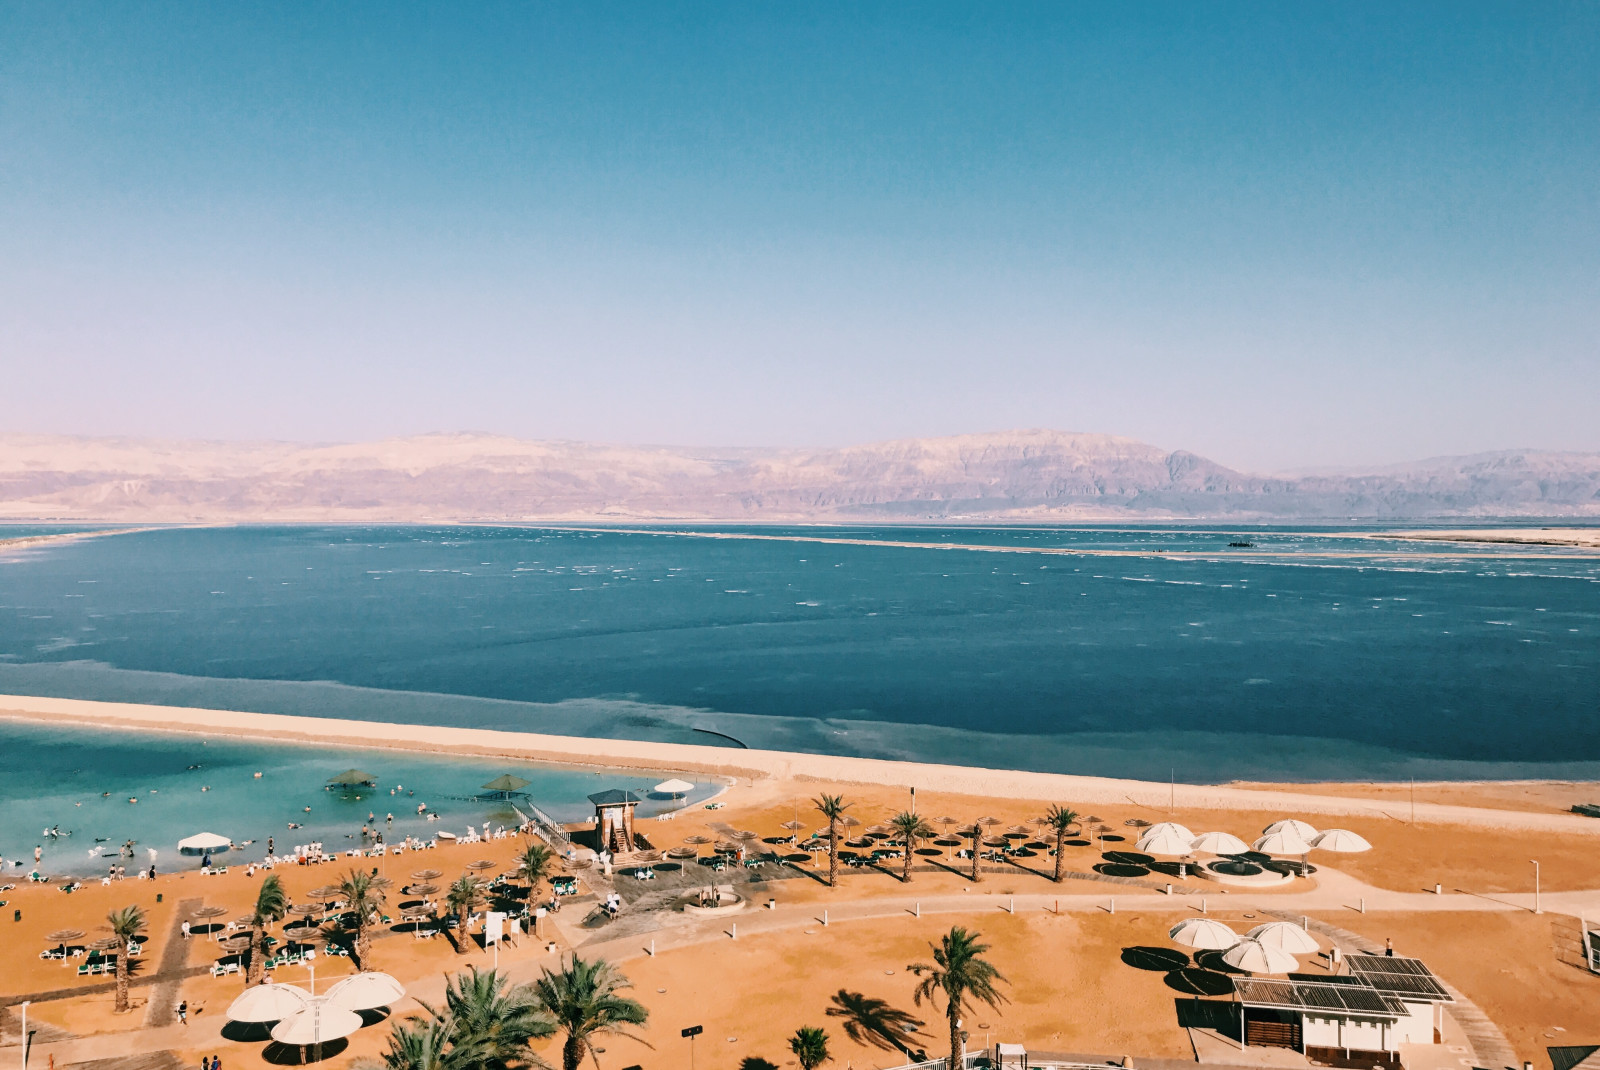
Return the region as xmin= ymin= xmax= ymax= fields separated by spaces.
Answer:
xmin=1231 ymin=957 xmax=1452 ymax=1068
xmin=588 ymin=789 xmax=641 ymax=854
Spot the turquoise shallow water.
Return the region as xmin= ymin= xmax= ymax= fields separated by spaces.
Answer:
xmin=0 ymin=719 xmax=715 ymax=876
xmin=0 ymin=523 xmax=1597 ymax=790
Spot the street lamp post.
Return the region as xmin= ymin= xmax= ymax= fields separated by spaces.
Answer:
xmin=1530 ymin=860 xmax=1542 ymax=915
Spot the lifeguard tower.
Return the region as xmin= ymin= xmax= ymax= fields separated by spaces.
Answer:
xmin=588 ymin=789 xmax=642 ymax=854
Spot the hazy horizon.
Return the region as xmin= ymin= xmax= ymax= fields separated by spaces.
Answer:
xmin=4 ymin=4 xmax=1597 ymax=471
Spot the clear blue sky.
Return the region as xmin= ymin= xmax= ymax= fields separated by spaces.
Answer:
xmin=2 ymin=2 xmax=1596 ymax=471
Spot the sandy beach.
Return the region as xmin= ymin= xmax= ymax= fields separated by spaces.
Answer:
xmin=3 ymin=694 xmax=1599 ymax=1070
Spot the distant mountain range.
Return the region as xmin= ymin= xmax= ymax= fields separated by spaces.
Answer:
xmin=1 ymin=430 xmax=1597 ymax=521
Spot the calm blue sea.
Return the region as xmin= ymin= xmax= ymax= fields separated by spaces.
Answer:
xmin=1 ymin=524 xmax=1598 ymax=808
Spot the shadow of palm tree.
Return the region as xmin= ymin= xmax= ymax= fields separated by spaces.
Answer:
xmin=1121 ymin=946 xmax=1190 ymax=972
xmin=827 ymin=989 xmax=927 ymax=1057
xmin=740 ymin=1059 xmax=780 ymax=1070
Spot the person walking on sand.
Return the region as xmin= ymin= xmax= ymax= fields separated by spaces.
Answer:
xmin=177 ymin=1000 xmax=187 ymax=1025
xmin=182 ymin=919 xmax=191 ymax=938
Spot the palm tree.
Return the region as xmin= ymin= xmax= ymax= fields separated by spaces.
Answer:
xmin=245 ymin=874 xmax=288 ymax=984
xmin=531 ymin=956 xmax=650 ymax=1070
xmin=1042 ymin=805 xmax=1080 ymax=884
xmin=908 ymin=927 xmax=1008 ymax=1070
xmin=338 ymin=867 xmax=388 ymax=967
xmin=826 ymin=990 xmax=923 ymax=1057
xmin=446 ymin=875 xmax=487 ymax=955
xmin=968 ymin=822 xmax=982 ymax=883
xmin=517 ymin=843 xmax=556 ymax=893
xmin=812 ymin=794 xmax=851 ymax=888
xmin=888 ymin=811 xmax=933 ymax=884
xmin=103 ymin=904 xmax=147 ymax=1013
xmin=384 ymin=1016 xmax=460 ymax=1070
xmin=421 ymin=966 xmax=555 ymax=1070
xmin=788 ymin=1026 xmax=830 ymax=1070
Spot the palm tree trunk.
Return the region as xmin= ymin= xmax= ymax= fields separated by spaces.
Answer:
xmin=948 ymin=1004 xmax=963 ymax=1070
xmin=114 ymin=957 xmax=129 ymax=1013
xmin=562 ymin=1032 xmax=585 ymax=1070
xmin=903 ymin=841 xmax=913 ymax=883
xmin=970 ymin=829 xmax=981 ymax=882
xmin=828 ymin=820 xmax=839 ymax=888
xmin=247 ymin=926 xmax=262 ymax=985
xmin=1054 ymin=829 xmax=1065 ymax=883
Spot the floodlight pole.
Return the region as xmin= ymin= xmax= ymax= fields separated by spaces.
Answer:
xmin=19 ymin=1001 xmax=27 ymax=1070
xmin=1530 ymin=860 xmax=1541 ymax=915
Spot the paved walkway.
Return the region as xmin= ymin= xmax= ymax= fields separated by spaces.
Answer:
xmin=144 ymin=898 xmax=201 ymax=1028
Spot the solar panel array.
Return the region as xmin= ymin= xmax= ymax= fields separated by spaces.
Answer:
xmin=1233 ymin=978 xmax=1408 ymax=1017
xmin=1345 ymin=954 xmax=1454 ymax=1002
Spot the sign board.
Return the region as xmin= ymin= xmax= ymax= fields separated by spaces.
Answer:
xmin=681 ymin=1025 xmax=704 ymax=1038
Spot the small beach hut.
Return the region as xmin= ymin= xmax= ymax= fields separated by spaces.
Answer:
xmin=588 ymin=789 xmax=642 ymax=854
xmin=481 ymin=774 xmax=531 ymax=798
xmin=325 ymin=769 xmax=377 ymax=789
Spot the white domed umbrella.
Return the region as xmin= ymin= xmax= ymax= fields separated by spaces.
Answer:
xmin=324 ymin=971 xmax=406 ymax=1012
xmin=1136 ymin=828 xmax=1194 ymax=856
xmin=654 ymin=778 xmax=694 ymax=795
xmin=1311 ymin=828 xmax=1372 ymax=853
xmin=1262 ymin=819 xmax=1319 ymax=840
xmin=1190 ymin=831 xmax=1250 ymax=855
xmin=1222 ymin=937 xmax=1298 ymax=974
xmin=1247 ymin=921 xmax=1319 ymax=955
xmin=226 ymin=982 xmax=311 ymax=1023
xmin=1144 ymin=821 xmax=1195 ymax=842
xmin=1253 ymin=830 xmax=1313 ymax=856
xmin=1168 ymin=918 xmax=1240 ymax=951
xmin=270 ymin=998 xmax=364 ymax=1046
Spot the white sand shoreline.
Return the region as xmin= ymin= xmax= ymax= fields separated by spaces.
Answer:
xmin=5 ymin=693 xmax=1599 ymax=834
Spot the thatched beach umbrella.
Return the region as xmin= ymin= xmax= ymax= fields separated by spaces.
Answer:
xmin=780 ymin=819 xmax=807 ymax=831
xmin=405 ymin=883 xmax=439 ymax=897
xmin=666 ymin=846 xmax=698 ymax=860
xmin=191 ymin=905 xmax=227 ymax=939
xmin=325 ymin=769 xmax=377 ymax=788
xmin=45 ymin=928 xmax=85 ymax=965
xmin=411 ymin=868 xmax=443 ymax=881
xmin=465 ymin=860 xmax=495 ymax=872
xmin=682 ymin=834 xmax=714 ymax=857
xmin=731 ymin=830 xmax=761 ymax=843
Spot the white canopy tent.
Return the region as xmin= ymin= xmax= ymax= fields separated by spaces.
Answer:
xmin=1143 ymin=821 xmax=1195 ymax=842
xmin=1311 ymin=828 xmax=1372 ymax=853
xmin=177 ymin=832 xmax=233 ymax=855
xmin=1253 ymin=830 xmax=1313 ymax=856
xmin=226 ymin=982 xmax=312 ymax=1023
xmin=1262 ymin=819 xmax=1319 ymax=840
xmin=270 ymin=998 xmax=364 ymax=1048
xmin=1190 ymin=831 xmax=1251 ymax=855
xmin=1222 ymin=937 xmax=1299 ymax=974
xmin=1247 ymin=921 xmax=1320 ymax=954
xmin=1169 ymin=918 xmax=1240 ymax=951
xmin=324 ymin=972 xmax=406 ymax=1012
xmin=1136 ymin=828 xmax=1195 ymax=856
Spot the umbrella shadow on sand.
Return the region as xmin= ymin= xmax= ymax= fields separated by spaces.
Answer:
xmin=1121 ymin=946 xmax=1190 ymax=972
xmin=263 ymin=1039 xmax=349 ymax=1065
xmin=1165 ymin=966 xmax=1235 ymax=996
xmin=221 ymin=1021 xmax=274 ymax=1043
